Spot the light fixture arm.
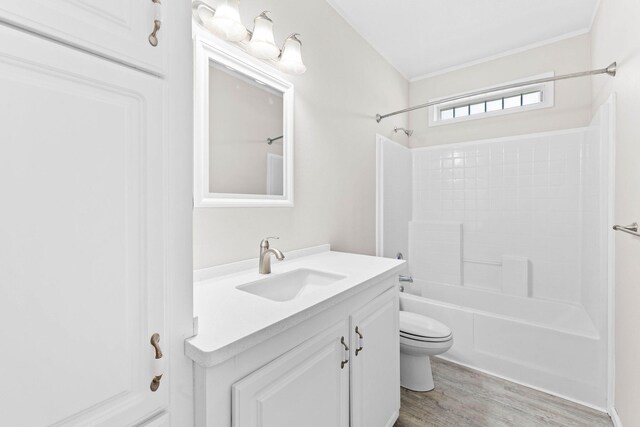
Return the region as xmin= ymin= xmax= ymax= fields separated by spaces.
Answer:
xmin=257 ymin=11 xmax=273 ymax=22
xmin=280 ymin=33 xmax=302 ymax=53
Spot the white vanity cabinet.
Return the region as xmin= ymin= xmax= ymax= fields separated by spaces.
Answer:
xmin=0 ymin=0 xmax=164 ymax=75
xmin=230 ymin=288 xmax=399 ymax=427
xmin=232 ymin=320 xmax=351 ymax=427
xmin=190 ymin=252 xmax=404 ymax=427
xmin=350 ymin=288 xmax=401 ymax=427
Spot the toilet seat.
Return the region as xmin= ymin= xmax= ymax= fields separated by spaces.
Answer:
xmin=400 ymin=334 xmax=453 ymax=352
xmin=400 ymin=332 xmax=452 ymax=343
xmin=400 ymin=311 xmax=452 ymax=342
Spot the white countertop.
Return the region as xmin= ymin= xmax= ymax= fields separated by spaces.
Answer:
xmin=185 ymin=246 xmax=405 ymax=368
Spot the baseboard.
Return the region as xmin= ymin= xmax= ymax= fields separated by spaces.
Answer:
xmin=435 ymin=355 xmax=608 ymax=413
xmin=609 ymin=407 xmax=623 ymax=427
xmin=385 ymin=409 xmax=400 ymax=427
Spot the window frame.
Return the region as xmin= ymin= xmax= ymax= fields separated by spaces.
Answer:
xmin=428 ymin=72 xmax=555 ymax=127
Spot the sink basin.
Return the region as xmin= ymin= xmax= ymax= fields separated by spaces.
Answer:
xmin=236 ymin=268 xmax=347 ymax=302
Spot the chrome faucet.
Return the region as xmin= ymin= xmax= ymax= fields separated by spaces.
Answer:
xmin=259 ymin=237 xmax=285 ymax=274
xmin=399 ymin=275 xmax=413 ymax=283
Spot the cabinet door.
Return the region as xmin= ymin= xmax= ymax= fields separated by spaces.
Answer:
xmin=0 ymin=0 xmax=163 ymax=75
xmin=0 ymin=26 xmax=167 ymax=426
xmin=350 ymin=287 xmax=400 ymax=427
xmin=232 ymin=320 xmax=350 ymax=427
xmin=139 ymin=413 xmax=170 ymax=427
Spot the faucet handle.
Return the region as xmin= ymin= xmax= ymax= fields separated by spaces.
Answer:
xmin=260 ymin=236 xmax=279 ymax=248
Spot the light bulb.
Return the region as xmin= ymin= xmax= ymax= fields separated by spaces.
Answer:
xmin=277 ymin=33 xmax=307 ymax=75
xmin=247 ymin=11 xmax=280 ymax=60
xmin=206 ymin=0 xmax=247 ymax=42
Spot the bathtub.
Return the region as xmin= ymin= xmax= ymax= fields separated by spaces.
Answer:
xmin=400 ymin=279 xmax=608 ymax=410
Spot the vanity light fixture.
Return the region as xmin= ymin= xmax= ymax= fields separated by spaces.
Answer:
xmin=277 ymin=34 xmax=307 ymax=75
xmin=247 ymin=12 xmax=280 ymax=60
xmin=192 ymin=0 xmax=307 ymax=75
xmin=205 ymin=0 xmax=247 ymax=42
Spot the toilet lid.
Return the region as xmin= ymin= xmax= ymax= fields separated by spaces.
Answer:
xmin=399 ymin=311 xmax=452 ymax=339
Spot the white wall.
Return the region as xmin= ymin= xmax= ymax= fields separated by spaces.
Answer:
xmin=591 ymin=0 xmax=640 ymax=423
xmin=408 ymin=34 xmax=592 ymax=148
xmin=193 ymin=0 xmax=409 ymax=269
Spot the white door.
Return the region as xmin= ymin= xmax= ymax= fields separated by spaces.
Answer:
xmin=0 ymin=25 xmax=167 ymax=426
xmin=0 ymin=0 xmax=164 ymax=75
xmin=232 ymin=320 xmax=351 ymax=427
xmin=350 ymin=287 xmax=400 ymax=427
xmin=139 ymin=413 xmax=170 ymax=427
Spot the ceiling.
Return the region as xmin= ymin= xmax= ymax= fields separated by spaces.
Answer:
xmin=326 ymin=0 xmax=600 ymax=80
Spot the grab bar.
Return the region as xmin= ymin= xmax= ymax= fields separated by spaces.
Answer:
xmin=613 ymin=223 xmax=640 ymax=237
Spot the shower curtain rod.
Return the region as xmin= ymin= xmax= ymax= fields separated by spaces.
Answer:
xmin=375 ymin=62 xmax=617 ymax=123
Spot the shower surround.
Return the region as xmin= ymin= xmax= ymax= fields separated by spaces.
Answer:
xmin=413 ymin=129 xmax=588 ymax=303
xmin=378 ymin=101 xmax=613 ymax=409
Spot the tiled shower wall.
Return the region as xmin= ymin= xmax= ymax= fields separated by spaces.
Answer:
xmin=412 ymin=129 xmax=592 ymax=305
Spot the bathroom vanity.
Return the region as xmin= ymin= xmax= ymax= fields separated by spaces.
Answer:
xmin=187 ymin=246 xmax=405 ymax=427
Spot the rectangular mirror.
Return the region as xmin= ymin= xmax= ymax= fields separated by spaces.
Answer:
xmin=194 ymin=36 xmax=294 ymax=207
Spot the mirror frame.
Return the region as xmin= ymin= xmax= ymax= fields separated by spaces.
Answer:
xmin=194 ymin=35 xmax=294 ymax=207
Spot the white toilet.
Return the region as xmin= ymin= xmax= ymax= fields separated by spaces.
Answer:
xmin=399 ymin=311 xmax=453 ymax=392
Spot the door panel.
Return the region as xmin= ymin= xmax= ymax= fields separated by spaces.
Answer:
xmin=140 ymin=412 xmax=170 ymax=427
xmin=0 ymin=26 xmax=166 ymax=426
xmin=232 ymin=320 xmax=350 ymax=427
xmin=351 ymin=287 xmax=400 ymax=427
xmin=0 ymin=0 xmax=163 ymax=75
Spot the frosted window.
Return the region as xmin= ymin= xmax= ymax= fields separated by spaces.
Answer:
xmin=503 ymin=95 xmax=522 ymax=109
xmin=522 ymin=91 xmax=542 ymax=105
xmin=435 ymin=86 xmax=548 ymax=125
xmin=441 ymin=108 xmax=454 ymax=120
xmin=454 ymin=106 xmax=469 ymax=117
xmin=470 ymin=102 xmax=485 ymax=115
xmin=486 ymin=99 xmax=502 ymax=112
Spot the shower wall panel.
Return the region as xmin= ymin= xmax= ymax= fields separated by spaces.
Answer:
xmin=412 ymin=130 xmax=589 ymax=304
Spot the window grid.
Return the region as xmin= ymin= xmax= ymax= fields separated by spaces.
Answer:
xmin=440 ymin=90 xmax=543 ymax=121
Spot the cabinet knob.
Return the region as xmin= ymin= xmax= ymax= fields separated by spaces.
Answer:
xmin=148 ymin=0 xmax=162 ymax=47
xmin=355 ymin=327 xmax=364 ymax=356
xmin=340 ymin=336 xmax=349 ymax=369
xmin=150 ymin=333 xmax=164 ymax=392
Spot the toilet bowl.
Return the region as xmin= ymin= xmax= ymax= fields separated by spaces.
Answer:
xmin=399 ymin=311 xmax=453 ymax=392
